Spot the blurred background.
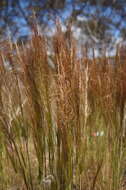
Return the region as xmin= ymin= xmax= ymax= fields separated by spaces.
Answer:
xmin=0 ymin=0 xmax=126 ymax=54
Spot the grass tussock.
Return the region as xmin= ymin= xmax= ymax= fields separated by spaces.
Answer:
xmin=0 ymin=24 xmax=126 ymax=190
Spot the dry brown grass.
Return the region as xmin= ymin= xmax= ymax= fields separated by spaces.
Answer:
xmin=0 ymin=24 xmax=126 ymax=190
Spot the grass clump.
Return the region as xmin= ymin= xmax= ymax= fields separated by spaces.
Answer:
xmin=0 ymin=24 xmax=126 ymax=190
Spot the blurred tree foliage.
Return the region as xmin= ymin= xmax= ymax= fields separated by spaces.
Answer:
xmin=0 ymin=0 xmax=126 ymax=46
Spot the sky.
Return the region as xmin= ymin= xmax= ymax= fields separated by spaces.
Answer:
xmin=3 ymin=0 xmax=126 ymax=56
